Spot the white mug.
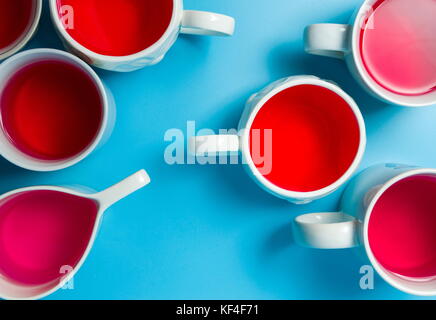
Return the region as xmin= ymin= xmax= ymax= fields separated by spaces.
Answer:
xmin=49 ymin=0 xmax=235 ymax=72
xmin=293 ymin=163 xmax=436 ymax=296
xmin=0 ymin=0 xmax=42 ymax=61
xmin=189 ymin=76 xmax=366 ymax=204
xmin=304 ymin=0 xmax=436 ymax=107
xmin=0 ymin=48 xmax=115 ymax=171
xmin=0 ymin=169 xmax=150 ymax=300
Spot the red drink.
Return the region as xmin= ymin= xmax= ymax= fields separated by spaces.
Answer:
xmin=0 ymin=60 xmax=103 ymax=160
xmin=249 ymin=84 xmax=361 ymax=192
xmin=57 ymin=0 xmax=174 ymax=56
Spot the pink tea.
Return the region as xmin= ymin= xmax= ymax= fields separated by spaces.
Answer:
xmin=0 ymin=190 xmax=98 ymax=285
xmin=249 ymin=85 xmax=361 ymax=192
xmin=56 ymin=0 xmax=174 ymax=56
xmin=360 ymin=0 xmax=436 ymax=96
xmin=369 ymin=175 xmax=436 ymax=278
xmin=0 ymin=59 xmax=103 ymax=160
xmin=0 ymin=0 xmax=34 ymax=51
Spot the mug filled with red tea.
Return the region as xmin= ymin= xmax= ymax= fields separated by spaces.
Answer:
xmin=0 ymin=48 xmax=115 ymax=171
xmin=49 ymin=0 xmax=235 ymax=71
xmin=0 ymin=0 xmax=42 ymax=60
xmin=294 ymin=163 xmax=436 ymax=296
xmin=189 ymin=76 xmax=366 ymax=204
xmin=304 ymin=0 xmax=436 ymax=107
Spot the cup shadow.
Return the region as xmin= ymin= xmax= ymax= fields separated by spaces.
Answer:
xmin=0 ymin=158 xmax=45 ymax=194
xmin=27 ymin=0 xmax=64 ymax=51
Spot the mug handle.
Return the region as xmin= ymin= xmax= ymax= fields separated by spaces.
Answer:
xmin=293 ymin=212 xmax=360 ymax=249
xmin=189 ymin=135 xmax=240 ymax=155
xmin=304 ymin=24 xmax=352 ymax=59
xmin=181 ymin=10 xmax=235 ymax=36
xmin=94 ymin=170 xmax=151 ymax=210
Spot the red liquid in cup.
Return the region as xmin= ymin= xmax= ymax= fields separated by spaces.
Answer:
xmin=249 ymin=84 xmax=361 ymax=192
xmin=57 ymin=0 xmax=174 ymax=56
xmin=360 ymin=0 xmax=436 ymax=96
xmin=0 ymin=0 xmax=34 ymax=51
xmin=369 ymin=175 xmax=436 ymax=278
xmin=0 ymin=190 xmax=98 ymax=285
xmin=0 ymin=60 xmax=103 ymax=161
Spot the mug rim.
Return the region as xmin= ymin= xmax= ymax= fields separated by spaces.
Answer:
xmin=240 ymin=76 xmax=367 ymax=202
xmin=0 ymin=0 xmax=43 ymax=61
xmin=350 ymin=0 xmax=436 ymax=107
xmin=48 ymin=0 xmax=182 ymax=63
xmin=363 ymin=167 xmax=436 ymax=296
xmin=0 ymin=48 xmax=109 ymax=171
xmin=0 ymin=185 xmax=103 ymax=300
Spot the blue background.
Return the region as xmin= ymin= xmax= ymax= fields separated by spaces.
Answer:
xmin=3 ymin=0 xmax=436 ymax=299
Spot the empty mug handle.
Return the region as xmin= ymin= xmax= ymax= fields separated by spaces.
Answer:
xmin=181 ymin=10 xmax=235 ymax=36
xmin=304 ymin=24 xmax=352 ymax=59
xmin=293 ymin=212 xmax=360 ymax=249
xmin=94 ymin=170 xmax=151 ymax=210
xmin=189 ymin=135 xmax=240 ymax=155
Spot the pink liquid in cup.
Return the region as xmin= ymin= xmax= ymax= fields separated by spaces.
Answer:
xmin=249 ymin=84 xmax=361 ymax=192
xmin=56 ymin=0 xmax=174 ymax=56
xmin=360 ymin=0 xmax=436 ymax=96
xmin=0 ymin=0 xmax=34 ymax=51
xmin=369 ymin=175 xmax=436 ymax=278
xmin=0 ymin=190 xmax=98 ymax=285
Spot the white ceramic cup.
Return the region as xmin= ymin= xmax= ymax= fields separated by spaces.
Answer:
xmin=189 ymin=76 xmax=366 ymax=204
xmin=0 ymin=0 xmax=42 ymax=61
xmin=293 ymin=163 xmax=436 ymax=296
xmin=49 ymin=0 xmax=235 ymax=72
xmin=304 ymin=0 xmax=436 ymax=107
xmin=0 ymin=169 xmax=150 ymax=300
xmin=0 ymin=48 xmax=115 ymax=171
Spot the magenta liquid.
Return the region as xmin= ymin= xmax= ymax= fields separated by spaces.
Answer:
xmin=360 ymin=0 xmax=436 ymax=96
xmin=369 ymin=175 xmax=436 ymax=278
xmin=0 ymin=190 xmax=98 ymax=285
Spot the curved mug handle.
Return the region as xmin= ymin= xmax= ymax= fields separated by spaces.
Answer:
xmin=293 ymin=212 xmax=360 ymax=249
xmin=304 ymin=24 xmax=352 ymax=59
xmin=181 ymin=10 xmax=235 ymax=36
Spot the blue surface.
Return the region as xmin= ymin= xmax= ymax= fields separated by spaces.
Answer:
xmin=3 ymin=0 xmax=436 ymax=299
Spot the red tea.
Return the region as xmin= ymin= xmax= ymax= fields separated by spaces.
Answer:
xmin=360 ymin=0 xmax=436 ymax=96
xmin=369 ymin=175 xmax=436 ymax=278
xmin=57 ymin=0 xmax=174 ymax=56
xmin=0 ymin=0 xmax=34 ymax=51
xmin=0 ymin=60 xmax=103 ymax=160
xmin=249 ymin=85 xmax=360 ymax=192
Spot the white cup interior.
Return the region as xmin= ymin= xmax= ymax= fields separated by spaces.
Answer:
xmin=364 ymin=170 xmax=436 ymax=295
xmin=0 ymin=49 xmax=107 ymax=171
xmin=351 ymin=0 xmax=436 ymax=107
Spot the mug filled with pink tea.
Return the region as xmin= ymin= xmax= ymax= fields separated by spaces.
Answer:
xmin=0 ymin=0 xmax=42 ymax=60
xmin=305 ymin=0 xmax=436 ymax=107
xmin=189 ymin=76 xmax=366 ymax=204
xmin=49 ymin=0 xmax=235 ymax=71
xmin=0 ymin=48 xmax=114 ymax=171
xmin=294 ymin=164 xmax=436 ymax=296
